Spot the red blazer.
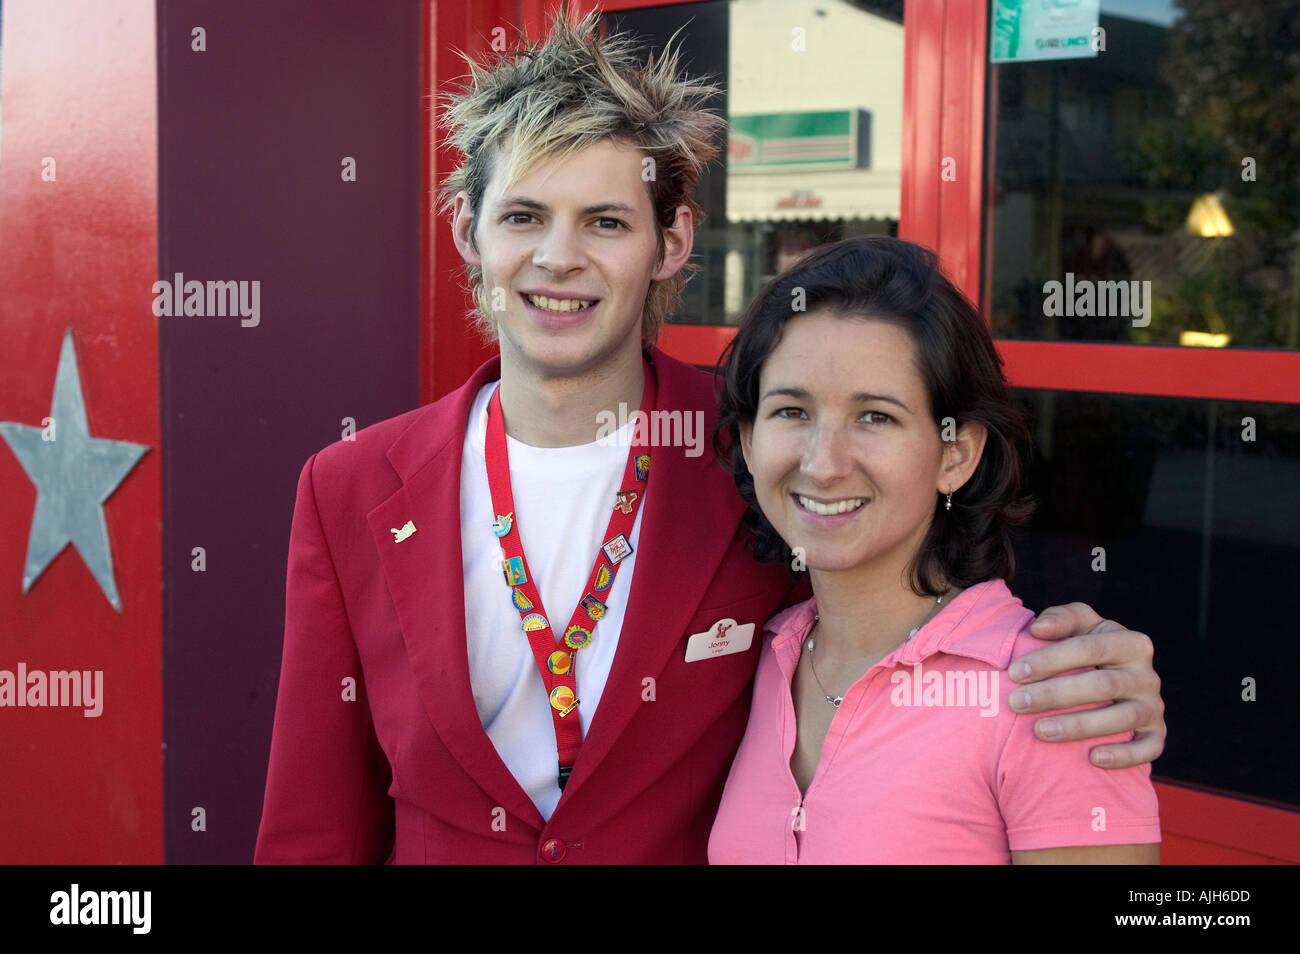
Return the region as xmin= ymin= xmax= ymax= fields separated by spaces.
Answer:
xmin=254 ymin=347 xmax=804 ymax=864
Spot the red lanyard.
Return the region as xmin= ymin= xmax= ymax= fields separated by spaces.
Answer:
xmin=484 ymin=359 xmax=656 ymax=791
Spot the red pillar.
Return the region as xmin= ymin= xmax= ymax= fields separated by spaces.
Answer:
xmin=0 ymin=0 xmax=162 ymax=862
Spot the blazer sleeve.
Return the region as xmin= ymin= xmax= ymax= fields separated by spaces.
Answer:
xmin=254 ymin=452 xmax=395 ymax=863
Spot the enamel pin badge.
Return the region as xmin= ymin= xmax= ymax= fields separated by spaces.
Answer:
xmin=391 ymin=520 xmax=416 ymax=543
xmin=601 ymin=534 xmax=632 ymax=565
xmin=580 ymin=593 xmax=606 ymax=621
xmin=503 ymin=556 xmax=527 ymax=587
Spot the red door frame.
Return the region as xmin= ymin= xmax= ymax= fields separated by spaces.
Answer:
xmin=421 ymin=0 xmax=1300 ymax=862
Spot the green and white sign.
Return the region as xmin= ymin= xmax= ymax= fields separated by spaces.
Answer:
xmin=728 ymin=110 xmax=870 ymax=172
xmin=991 ymin=0 xmax=1100 ymax=63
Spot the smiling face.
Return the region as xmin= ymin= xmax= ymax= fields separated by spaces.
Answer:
xmin=739 ymin=309 xmax=978 ymax=577
xmin=451 ymin=138 xmax=692 ymax=380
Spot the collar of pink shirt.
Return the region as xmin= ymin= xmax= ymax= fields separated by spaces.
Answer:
xmin=764 ymin=578 xmax=1031 ymax=669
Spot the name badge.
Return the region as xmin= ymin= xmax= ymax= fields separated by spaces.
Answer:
xmin=685 ymin=618 xmax=756 ymax=663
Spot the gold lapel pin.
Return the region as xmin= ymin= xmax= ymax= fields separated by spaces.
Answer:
xmin=391 ymin=520 xmax=416 ymax=543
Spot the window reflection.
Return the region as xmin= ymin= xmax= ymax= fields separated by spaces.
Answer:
xmin=989 ymin=0 xmax=1300 ymax=350
xmin=608 ymin=0 xmax=905 ymax=326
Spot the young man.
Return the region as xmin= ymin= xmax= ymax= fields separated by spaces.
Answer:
xmin=254 ymin=8 xmax=1165 ymax=864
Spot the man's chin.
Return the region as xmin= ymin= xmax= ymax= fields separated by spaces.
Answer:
xmin=503 ymin=327 xmax=642 ymax=378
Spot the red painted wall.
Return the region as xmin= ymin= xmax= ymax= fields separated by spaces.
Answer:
xmin=0 ymin=0 xmax=161 ymax=862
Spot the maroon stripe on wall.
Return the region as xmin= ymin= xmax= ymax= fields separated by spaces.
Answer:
xmin=158 ymin=0 xmax=423 ymax=863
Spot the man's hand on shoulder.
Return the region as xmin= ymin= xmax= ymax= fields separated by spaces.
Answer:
xmin=1008 ymin=602 xmax=1165 ymax=769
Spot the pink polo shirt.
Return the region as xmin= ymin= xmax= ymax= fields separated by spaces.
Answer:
xmin=708 ymin=579 xmax=1161 ymax=863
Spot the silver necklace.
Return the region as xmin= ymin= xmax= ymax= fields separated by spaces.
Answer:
xmin=805 ymin=591 xmax=950 ymax=709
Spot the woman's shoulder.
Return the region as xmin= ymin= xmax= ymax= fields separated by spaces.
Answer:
xmin=923 ymin=579 xmax=1038 ymax=670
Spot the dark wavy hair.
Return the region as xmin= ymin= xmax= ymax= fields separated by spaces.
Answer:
xmin=712 ymin=236 xmax=1034 ymax=596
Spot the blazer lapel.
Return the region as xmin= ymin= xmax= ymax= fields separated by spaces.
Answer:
xmin=366 ymin=349 xmax=747 ymax=820
xmin=563 ymin=350 xmax=747 ymax=795
xmin=366 ymin=356 xmax=544 ymax=828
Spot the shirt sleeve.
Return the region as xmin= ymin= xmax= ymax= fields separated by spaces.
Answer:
xmin=254 ymin=452 xmax=395 ymax=864
xmin=994 ymin=661 xmax=1161 ymax=853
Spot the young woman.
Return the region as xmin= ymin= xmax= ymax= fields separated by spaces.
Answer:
xmin=707 ymin=237 xmax=1160 ymax=864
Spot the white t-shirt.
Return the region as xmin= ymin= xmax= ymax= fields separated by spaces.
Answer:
xmin=459 ymin=380 xmax=645 ymax=821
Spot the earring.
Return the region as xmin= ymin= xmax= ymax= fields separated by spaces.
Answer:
xmin=945 ymin=490 xmax=952 ymax=511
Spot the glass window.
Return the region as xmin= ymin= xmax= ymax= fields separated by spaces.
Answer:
xmin=988 ymin=0 xmax=1300 ymax=350
xmin=1009 ymin=388 xmax=1300 ymax=806
xmin=606 ymin=0 xmax=905 ymax=326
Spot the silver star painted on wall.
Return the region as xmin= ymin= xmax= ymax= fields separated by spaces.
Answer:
xmin=0 ymin=329 xmax=149 ymax=612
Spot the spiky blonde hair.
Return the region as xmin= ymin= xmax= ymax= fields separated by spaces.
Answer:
xmin=436 ymin=3 xmax=725 ymax=345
